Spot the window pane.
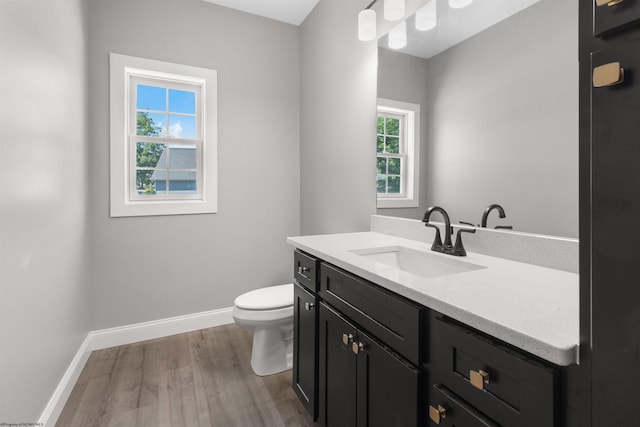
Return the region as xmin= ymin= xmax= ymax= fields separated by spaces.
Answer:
xmin=377 ymin=136 xmax=384 ymax=153
xmin=377 ymin=116 xmax=385 ymax=134
xmin=377 ymin=157 xmax=387 ymax=174
xmin=388 ymin=176 xmax=400 ymax=193
xmin=386 ymin=117 xmax=400 ymax=136
xmin=168 ymin=145 xmax=197 ymax=169
xmin=377 ymin=175 xmax=386 ymax=194
xmin=137 ymin=112 xmax=166 ymax=136
xmin=137 ymin=84 xmax=166 ymax=111
xmin=169 ymin=171 xmax=197 ymax=194
xmin=169 ymin=115 xmax=196 ymax=139
xmin=388 ymin=157 xmax=401 ymax=175
xmin=386 ymin=136 xmax=399 ymax=153
xmin=169 ymin=89 xmax=196 ymax=114
xmin=137 ymin=142 xmax=166 ymax=168
xmin=136 ymin=169 xmax=167 ymax=195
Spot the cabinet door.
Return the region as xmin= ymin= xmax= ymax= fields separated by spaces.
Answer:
xmin=318 ymin=302 xmax=357 ymax=427
xmin=293 ymin=283 xmax=318 ymax=419
xmin=591 ymin=40 xmax=640 ymax=426
xmin=355 ymin=330 xmax=422 ymax=427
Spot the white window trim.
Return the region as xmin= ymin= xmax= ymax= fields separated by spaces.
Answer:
xmin=377 ymin=98 xmax=420 ymax=209
xmin=110 ymin=53 xmax=217 ymax=217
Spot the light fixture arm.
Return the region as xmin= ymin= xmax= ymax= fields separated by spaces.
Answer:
xmin=364 ymin=0 xmax=379 ymax=9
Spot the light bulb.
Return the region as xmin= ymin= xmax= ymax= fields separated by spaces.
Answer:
xmin=384 ymin=0 xmax=405 ymax=21
xmin=449 ymin=0 xmax=473 ymax=8
xmin=415 ymin=0 xmax=436 ymax=31
xmin=358 ymin=9 xmax=377 ymax=41
xmin=388 ymin=21 xmax=407 ymax=49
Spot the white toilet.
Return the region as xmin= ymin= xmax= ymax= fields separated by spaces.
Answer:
xmin=232 ymin=283 xmax=294 ymax=376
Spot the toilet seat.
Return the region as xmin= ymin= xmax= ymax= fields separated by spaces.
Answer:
xmin=233 ymin=305 xmax=293 ymax=323
xmin=234 ymin=283 xmax=293 ymax=311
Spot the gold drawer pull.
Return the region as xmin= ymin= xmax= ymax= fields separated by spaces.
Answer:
xmin=428 ymin=404 xmax=447 ymax=424
xmin=593 ymin=62 xmax=625 ymax=88
xmin=596 ymin=0 xmax=624 ymax=6
xmin=470 ymin=369 xmax=490 ymax=390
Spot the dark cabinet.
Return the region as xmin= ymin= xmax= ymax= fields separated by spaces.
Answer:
xmin=292 ymin=252 xmax=560 ymax=426
xmin=319 ymin=262 xmax=425 ymax=366
xmin=430 ymin=316 xmax=556 ymax=427
xmin=318 ymin=302 xmax=421 ymax=427
xmin=590 ymin=38 xmax=640 ymax=426
xmin=292 ymin=249 xmax=320 ymax=420
xmin=293 ymin=282 xmax=318 ymax=419
xmin=594 ymin=0 xmax=640 ymax=37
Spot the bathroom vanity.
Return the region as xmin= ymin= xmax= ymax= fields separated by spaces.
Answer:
xmin=289 ymin=218 xmax=579 ymax=426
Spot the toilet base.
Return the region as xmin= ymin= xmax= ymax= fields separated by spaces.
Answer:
xmin=250 ymin=325 xmax=293 ymax=376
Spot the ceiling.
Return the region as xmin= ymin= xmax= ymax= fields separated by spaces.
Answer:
xmin=201 ymin=0 xmax=321 ymax=25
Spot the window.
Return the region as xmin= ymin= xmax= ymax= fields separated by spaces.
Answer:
xmin=376 ymin=99 xmax=420 ymax=208
xmin=110 ymin=53 xmax=217 ymax=217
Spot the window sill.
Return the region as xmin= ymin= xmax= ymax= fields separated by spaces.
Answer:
xmin=110 ymin=198 xmax=217 ymax=217
xmin=377 ymin=198 xmax=419 ymax=209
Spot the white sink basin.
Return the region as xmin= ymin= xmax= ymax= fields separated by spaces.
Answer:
xmin=349 ymin=246 xmax=486 ymax=278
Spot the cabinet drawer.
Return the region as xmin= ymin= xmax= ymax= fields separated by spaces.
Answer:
xmin=428 ymin=384 xmax=498 ymax=427
xmin=432 ymin=316 xmax=556 ymax=427
xmin=319 ymin=262 xmax=424 ymax=365
xmin=594 ymin=0 xmax=640 ymax=37
xmin=294 ymin=249 xmax=319 ymax=292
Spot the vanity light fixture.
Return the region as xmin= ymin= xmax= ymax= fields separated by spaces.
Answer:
xmin=449 ymin=0 xmax=473 ymax=8
xmin=388 ymin=20 xmax=407 ymax=49
xmin=415 ymin=0 xmax=436 ymax=31
xmin=358 ymin=0 xmax=378 ymax=41
xmin=384 ymin=0 xmax=405 ymax=21
xmin=358 ymin=8 xmax=377 ymax=41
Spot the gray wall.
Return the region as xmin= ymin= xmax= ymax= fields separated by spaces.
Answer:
xmin=377 ymin=49 xmax=431 ymax=219
xmin=300 ymin=0 xmax=378 ymax=235
xmin=87 ymin=0 xmax=301 ymax=329
xmin=378 ymin=0 xmax=578 ymax=238
xmin=0 ymin=0 xmax=90 ymax=421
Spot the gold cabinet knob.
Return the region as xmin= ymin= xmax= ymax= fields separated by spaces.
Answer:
xmin=593 ymin=62 xmax=625 ymax=88
xmin=352 ymin=341 xmax=365 ymax=354
xmin=342 ymin=333 xmax=353 ymax=346
xmin=595 ymin=0 xmax=624 ymax=6
xmin=428 ymin=404 xmax=447 ymax=424
xmin=470 ymin=369 xmax=490 ymax=390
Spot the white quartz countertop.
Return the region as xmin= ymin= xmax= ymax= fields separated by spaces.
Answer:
xmin=287 ymin=231 xmax=579 ymax=366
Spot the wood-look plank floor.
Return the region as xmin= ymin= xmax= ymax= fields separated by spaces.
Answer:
xmin=56 ymin=324 xmax=314 ymax=427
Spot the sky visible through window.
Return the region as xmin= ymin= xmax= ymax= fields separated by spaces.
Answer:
xmin=137 ymin=84 xmax=196 ymax=139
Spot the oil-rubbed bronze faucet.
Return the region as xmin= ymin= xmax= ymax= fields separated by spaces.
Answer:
xmin=481 ymin=204 xmax=513 ymax=230
xmin=423 ymin=206 xmax=475 ymax=257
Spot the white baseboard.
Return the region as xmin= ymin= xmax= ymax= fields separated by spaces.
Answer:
xmin=90 ymin=306 xmax=234 ymax=350
xmin=38 ymin=335 xmax=93 ymax=427
xmin=39 ymin=306 xmax=234 ymax=427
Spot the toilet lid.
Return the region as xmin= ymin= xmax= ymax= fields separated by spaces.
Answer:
xmin=234 ymin=283 xmax=294 ymax=310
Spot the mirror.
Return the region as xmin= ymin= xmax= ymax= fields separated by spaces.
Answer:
xmin=376 ymin=0 xmax=578 ymax=238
